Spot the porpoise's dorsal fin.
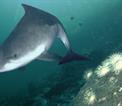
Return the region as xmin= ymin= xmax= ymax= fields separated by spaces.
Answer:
xmin=22 ymin=4 xmax=32 ymax=13
xmin=21 ymin=4 xmax=47 ymax=15
xmin=22 ymin=3 xmax=40 ymax=14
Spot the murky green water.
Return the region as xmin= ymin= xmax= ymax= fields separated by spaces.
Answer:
xmin=0 ymin=0 xmax=122 ymax=105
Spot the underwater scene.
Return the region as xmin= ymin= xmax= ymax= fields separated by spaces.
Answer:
xmin=0 ymin=0 xmax=122 ymax=106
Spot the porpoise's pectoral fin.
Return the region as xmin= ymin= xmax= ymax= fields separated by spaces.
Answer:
xmin=37 ymin=52 xmax=62 ymax=62
xmin=57 ymin=24 xmax=71 ymax=50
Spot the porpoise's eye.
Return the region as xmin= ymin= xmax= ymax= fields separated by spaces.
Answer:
xmin=6 ymin=54 xmax=18 ymax=60
xmin=14 ymin=54 xmax=17 ymax=58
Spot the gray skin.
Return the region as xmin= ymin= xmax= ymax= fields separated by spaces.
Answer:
xmin=0 ymin=4 xmax=71 ymax=72
xmin=0 ymin=4 xmax=88 ymax=72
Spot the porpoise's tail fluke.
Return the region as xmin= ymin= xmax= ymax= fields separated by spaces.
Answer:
xmin=59 ymin=50 xmax=89 ymax=64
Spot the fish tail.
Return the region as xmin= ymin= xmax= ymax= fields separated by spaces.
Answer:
xmin=59 ymin=49 xmax=90 ymax=64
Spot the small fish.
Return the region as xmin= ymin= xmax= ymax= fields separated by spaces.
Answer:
xmin=78 ymin=22 xmax=83 ymax=26
xmin=70 ymin=16 xmax=74 ymax=20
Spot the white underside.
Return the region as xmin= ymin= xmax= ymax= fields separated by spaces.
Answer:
xmin=1 ymin=44 xmax=46 ymax=72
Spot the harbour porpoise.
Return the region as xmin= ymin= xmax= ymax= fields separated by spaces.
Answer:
xmin=0 ymin=4 xmax=89 ymax=72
